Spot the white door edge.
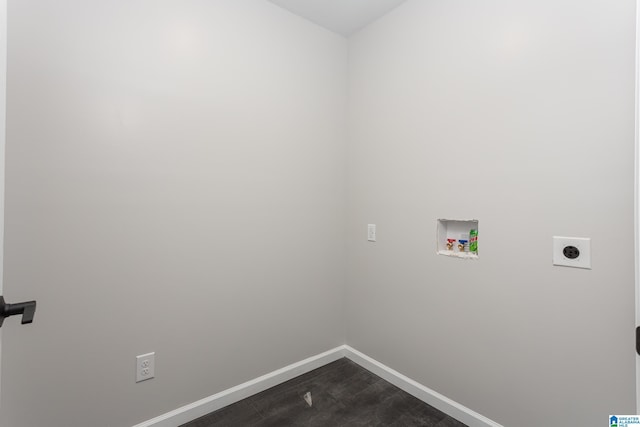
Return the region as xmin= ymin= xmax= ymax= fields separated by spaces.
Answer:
xmin=633 ymin=0 xmax=640 ymax=414
xmin=0 ymin=0 xmax=7 ymax=408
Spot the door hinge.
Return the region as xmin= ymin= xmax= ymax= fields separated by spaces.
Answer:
xmin=637 ymin=327 xmax=640 ymax=355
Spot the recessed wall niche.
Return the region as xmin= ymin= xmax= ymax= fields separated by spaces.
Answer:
xmin=437 ymin=219 xmax=479 ymax=259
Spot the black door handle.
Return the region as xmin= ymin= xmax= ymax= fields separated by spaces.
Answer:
xmin=0 ymin=296 xmax=36 ymax=327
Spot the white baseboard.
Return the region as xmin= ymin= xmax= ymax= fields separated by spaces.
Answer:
xmin=133 ymin=345 xmax=501 ymax=427
xmin=342 ymin=345 xmax=502 ymax=427
xmin=131 ymin=346 xmax=346 ymax=427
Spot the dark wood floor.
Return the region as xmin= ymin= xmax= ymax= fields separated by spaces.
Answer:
xmin=180 ymin=357 xmax=468 ymax=427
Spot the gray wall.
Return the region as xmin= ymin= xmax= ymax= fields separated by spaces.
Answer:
xmin=346 ymin=1 xmax=636 ymax=426
xmin=0 ymin=1 xmax=347 ymax=426
xmin=1 ymin=1 xmax=637 ymax=426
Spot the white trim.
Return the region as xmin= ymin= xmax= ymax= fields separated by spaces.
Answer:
xmin=635 ymin=0 xmax=640 ymax=413
xmin=0 ymin=0 xmax=8 ymax=407
xmin=131 ymin=346 xmax=346 ymax=427
xmin=132 ymin=345 xmax=502 ymax=427
xmin=343 ymin=346 xmax=503 ymax=427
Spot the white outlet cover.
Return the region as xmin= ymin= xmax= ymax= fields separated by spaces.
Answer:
xmin=553 ymin=236 xmax=591 ymax=269
xmin=136 ymin=352 xmax=155 ymax=383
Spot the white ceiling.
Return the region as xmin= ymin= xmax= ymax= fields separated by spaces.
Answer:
xmin=268 ymin=0 xmax=408 ymax=37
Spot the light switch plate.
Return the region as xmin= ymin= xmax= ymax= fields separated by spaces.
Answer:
xmin=367 ymin=224 xmax=376 ymax=242
xmin=553 ymin=236 xmax=591 ymax=269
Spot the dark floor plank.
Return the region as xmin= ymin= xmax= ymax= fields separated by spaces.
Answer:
xmin=435 ymin=415 xmax=470 ymax=427
xmin=179 ymin=400 xmax=263 ymax=427
xmin=247 ymin=359 xmax=361 ymax=418
xmin=180 ymin=357 xmax=468 ymax=427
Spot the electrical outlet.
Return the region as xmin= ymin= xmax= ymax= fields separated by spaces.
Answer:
xmin=553 ymin=236 xmax=591 ymax=269
xmin=136 ymin=352 xmax=155 ymax=383
xmin=367 ymin=224 xmax=376 ymax=242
